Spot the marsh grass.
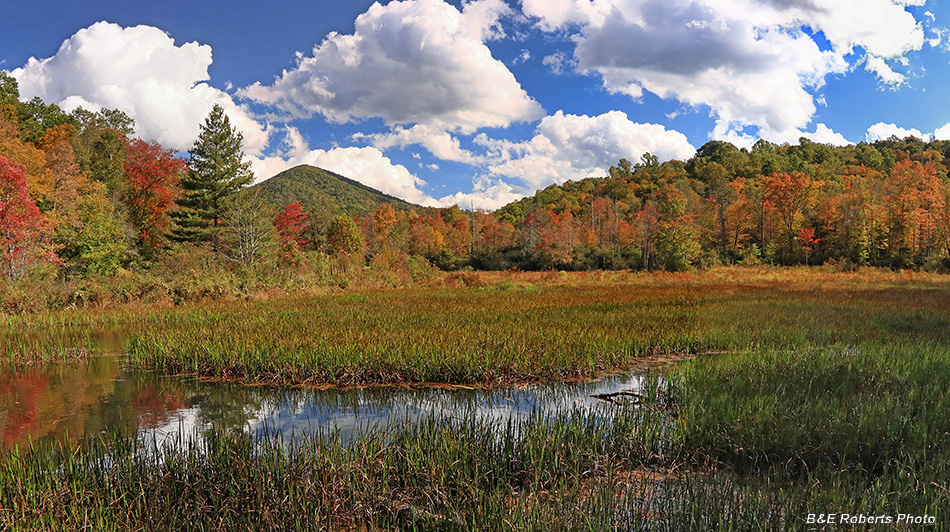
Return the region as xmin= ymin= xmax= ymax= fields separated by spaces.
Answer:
xmin=4 ymin=268 xmax=950 ymax=529
xmin=0 ymin=328 xmax=93 ymax=365
xmin=126 ymin=286 xmax=700 ymax=386
xmin=0 ymin=402 xmax=681 ymax=531
xmin=119 ymin=267 xmax=950 ymax=387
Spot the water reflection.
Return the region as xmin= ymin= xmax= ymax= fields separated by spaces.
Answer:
xmin=0 ymin=355 xmax=656 ymax=451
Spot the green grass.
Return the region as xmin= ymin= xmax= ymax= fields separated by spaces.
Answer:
xmin=0 ymin=328 xmax=93 ymax=364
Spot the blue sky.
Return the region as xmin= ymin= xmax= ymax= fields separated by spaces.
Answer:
xmin=2 ymin=0 xmax=949 ymax=208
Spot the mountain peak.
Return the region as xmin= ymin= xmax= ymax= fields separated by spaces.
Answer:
xmin=250 ymin=164 xmax=418 ymax=216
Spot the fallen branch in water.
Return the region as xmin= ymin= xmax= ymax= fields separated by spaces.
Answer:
xmin=590 ymin=389 xmax=642 ymax=404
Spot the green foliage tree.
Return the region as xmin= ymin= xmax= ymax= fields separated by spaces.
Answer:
xmin=173 ymin=104 xmax=253 ymax=246
xmin=0 ymin=72 xmax=19 ymax=104
xmin=16 ymin=97 xmax=75 ymax=145
xmin=65 ymin=183 xmax=128 ymax=276
xmin=654 ymin=186 xmax=700 ymax=271
xmin=637 ymin=152 xmax=659 ymax=169
xmin=71 ymin=107 xmax=135 ymax=194
xmin=608 ymin=158 xmax=633 ymax=179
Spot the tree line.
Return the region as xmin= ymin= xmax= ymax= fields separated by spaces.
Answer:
xmin=322 ymin=138 xmax=950 ymax=273
xmin=2 ymin=69 xmax=950 ymax=288
xmin=480 ymin=139 xmax=950 ymax=271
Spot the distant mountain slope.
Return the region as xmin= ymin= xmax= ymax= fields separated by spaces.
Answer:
xmin=250 ymin=164 xmax=418 ymax=215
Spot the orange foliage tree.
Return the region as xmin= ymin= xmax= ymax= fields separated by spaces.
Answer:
xmin=763 ymin=171 xmax=815 ymax=262
xmin=882 ymin=160 xmax=944 ymax=257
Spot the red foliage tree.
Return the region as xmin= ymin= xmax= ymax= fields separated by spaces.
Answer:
xmin=0 ymin=155 xmax=55 ymax=280
xmin=123 ymin=138 xmax=185 ymax=256
xmin=274 ymin=203 xmax=308 ymax=261
xmin=797 ymin=227 xmax=819 ymax=265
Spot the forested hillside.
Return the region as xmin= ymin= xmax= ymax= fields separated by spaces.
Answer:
xmin=351 ymin=138 xmax=950 ymax=271
xmin=481 ymin=138 xmax=950 ymax=270
xmin=251 ymin=165 xmax=417 ymax=216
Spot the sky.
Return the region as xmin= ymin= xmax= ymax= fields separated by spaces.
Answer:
xmin=2 ymin=0 xmax=949 ymax=209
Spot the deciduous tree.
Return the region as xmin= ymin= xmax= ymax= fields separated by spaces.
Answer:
xmin=723 ymin=177 xmax=758 ymax=258
xmin=36 ymin=124 xmax=84 ymax=216
xmin=67 ymin=181 xmax=127 ymax=276
xmin=14 ymin=97 xmax=74 ymax=145
xmin=72 ymin=107 xmax=135 ymax=194
xmin=274 ymin=202 xmax=308 ymax=262
xmin=798 ymin=227 xmax=819 ymax=265
xmin=371 ymin=203 xmax=398 ymax=253
xmin=654 ymin=185 xmax=699 ymax=271
xmin=124 ymin=138 xmax=185 ymax=258
xmin=326 ymin=215 xmax=364 ymax=256
xmin=39 ymin=125 xmax=127 ymax=276
xmin=0 ymin=156 xmax=55 ymax=280
xmin=0 ymin=115 xmax=49 ymax=203
xmin=883 ymin=160 xmax=943 ymax=257
xmin=763 ymin=171 xmax=815 ymax=262
xmin=219 ymin=193 xmax=277 ymax=269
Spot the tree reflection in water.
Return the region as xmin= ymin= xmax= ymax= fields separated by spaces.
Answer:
xmin=1 ymin=355 xmax=654 ymax=451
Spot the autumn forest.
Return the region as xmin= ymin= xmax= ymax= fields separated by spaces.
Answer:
xmin=3 ymin=68 xmax=950 ymax=310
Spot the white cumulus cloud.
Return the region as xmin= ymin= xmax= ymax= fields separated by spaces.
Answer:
xmin=356 ymin=124 xmax=483 ymax=165
xmin=436 ymin=176 xmax=528 ymax=211
xmin=864 ymin=122 xmax=950 ymax=143
xmin=934 ymin=123 xmax=950 ymax=141
xmin=865 ymin=122 xmax=924 ymax=142
xmin=521 ymin=0 xmax=927 ymax=141
xmin=10 ymin=21 xmax=270 ymax=155
xmin=240 ymin=0 xmax=543 ymax=134
xmin=733 ymin=122 xmax=852 ymax=148
xmin=802 ymin=124 xmax=851 ymax=146
xmin=480 ymin=110 xmax=696 ymax=189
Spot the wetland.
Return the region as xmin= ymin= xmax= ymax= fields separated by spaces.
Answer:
xmin=2 ymin=268 xmax=949 ymax=530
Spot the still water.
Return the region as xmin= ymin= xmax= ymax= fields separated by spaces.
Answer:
xmin=0 ymin=351 xmax=662 ymax=451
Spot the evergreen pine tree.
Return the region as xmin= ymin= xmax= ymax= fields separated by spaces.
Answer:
xmin=172 ymin=104 xmax=253 ymax=244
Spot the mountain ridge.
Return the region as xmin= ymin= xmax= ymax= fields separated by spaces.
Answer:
xmin=250 ymin=164 xmax=419 ymax=216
